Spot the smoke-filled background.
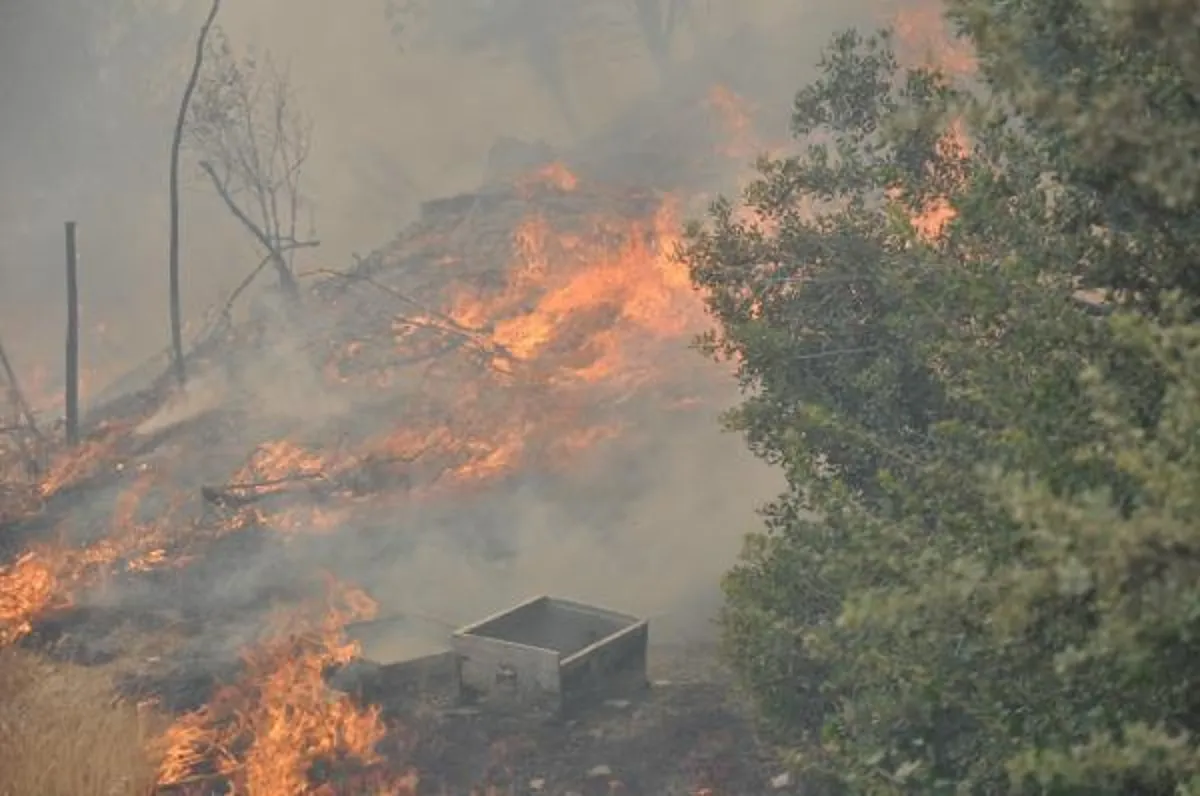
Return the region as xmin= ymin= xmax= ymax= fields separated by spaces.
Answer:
xmin=0 ymin=0 xmax=903 ymax=663
xmin=0 ymin=0 xmax=889 ymax=386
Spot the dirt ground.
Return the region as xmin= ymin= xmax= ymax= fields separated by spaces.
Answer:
xmin=356 ymin=644 xmax=786 ymax=796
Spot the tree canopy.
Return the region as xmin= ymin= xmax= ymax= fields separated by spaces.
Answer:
xmin=683 ymin=1 xmax=1200 ymax=793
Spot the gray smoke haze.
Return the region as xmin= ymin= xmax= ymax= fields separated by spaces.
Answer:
xmin=2 ymin=0 xmax=892 ymax=661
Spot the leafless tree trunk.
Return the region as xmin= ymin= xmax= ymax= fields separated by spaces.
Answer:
xmin=169 ymin=0 xmax=222 ymax=387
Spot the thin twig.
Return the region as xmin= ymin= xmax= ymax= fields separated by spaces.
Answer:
xmin=198 ymin=160 xmax=285 ymax=273
xmin=298 ymin=266 xmax=515 ymax=360
xmin=220 ymin=239 xmax=320 ymax=320
xmin=0 ymin=335 xmax=43 ymax=443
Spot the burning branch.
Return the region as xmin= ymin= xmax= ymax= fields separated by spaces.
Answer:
xmin=200 ymin=473 xmax=329 ymax=509
xmin=305 ymin=266 xmax=519 ymax=370
xmin=189 ymin=30 xmax=314 ymax=301
xmin=200 ymin=446 xmax=433 ymax=509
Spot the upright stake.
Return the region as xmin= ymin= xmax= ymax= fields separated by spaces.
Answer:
xmin=64 ymin=221 xmax=79 ymax=445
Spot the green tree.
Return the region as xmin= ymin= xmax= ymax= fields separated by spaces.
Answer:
xmin=683 ymin=4 xmax=1200 ymax=791
xmin=946 ymin=0 xmax=1200 ymax=308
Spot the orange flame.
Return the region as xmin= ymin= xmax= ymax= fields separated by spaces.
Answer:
xmin=890 ymin=1 xmax=977 ymax=76
xmin=889 ymin=115 xmax=972 ymax=242
xmin=452 ymin=198 xmax=699 ymax=380
xmin=0 ymin=466 xmax=185 ymax=645
xmin=327 ymin=185 xmax=709 ymax=493
xmin=37 ymin=424 xmax=128 ymax=499
xmin=518 ymin=161 xmax=579 ymax=193
xmin=157 ymin=580 xmax=411 ymax=795
xmin=706 ymin=85 xmax=759 ymax=160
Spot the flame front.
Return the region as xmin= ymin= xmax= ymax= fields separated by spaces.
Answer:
xmin=347 ymin=180 xmax=711 ymax=493
xmin=0 ymin=465 xmax=183 ymax=644
xmin=0 ymin=69 xmax=810 ymax=793
xmin=452 ymin=198 xmax=698 ymax=380
xmin=157 ymin=581 xmax=413 ymax=795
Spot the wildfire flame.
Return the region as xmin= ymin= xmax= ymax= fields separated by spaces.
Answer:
xmin=450 ymin=198 xmax=698 ymax=379
xmin=706 ymin=85 xmax=759 ymax=160
xmin=0 ymin=466 xmax=184 ymax=645
xmin=36 ymin=424 xmax=128 ymax=499
xmin=322 ymin=180 xmax=711 ymax=497
xmin=517 ymin=161 xmax=579 ymax=194
xmin=887 ymin=115 xmax=972 ymax=242
xmin=0 ymin=58 xmax=921 ymax=791
xmin=157 ymin=580 xmax=413 ymax=795
xmin=890 ymin=0 xmax=978 ymax=76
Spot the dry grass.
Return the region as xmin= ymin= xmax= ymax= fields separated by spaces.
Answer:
xmin=0 ymin=647 xmax=165 ymax=796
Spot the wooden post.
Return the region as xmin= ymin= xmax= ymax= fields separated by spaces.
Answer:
xmin=65 ymin=221 xmax=79 ymax=445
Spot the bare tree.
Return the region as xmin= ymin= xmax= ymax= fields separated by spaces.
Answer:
xmin=169 ymin=0 xmax=222 ymax=387
xmin=188 ymin=30 xmax=318 ymax=305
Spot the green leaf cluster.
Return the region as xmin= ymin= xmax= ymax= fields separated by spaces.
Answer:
xmin=683 ymin=4 xmax=1200 ymax=792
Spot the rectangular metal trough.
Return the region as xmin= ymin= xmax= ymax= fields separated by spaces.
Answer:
xmin=329 ymin=613 xmax=460 ymax=709
xmin=452 ymin=595 xmax=649 ymax=715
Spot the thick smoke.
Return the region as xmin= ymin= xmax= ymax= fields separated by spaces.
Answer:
xmin=2 ymin=0 xmax=885 ymax=665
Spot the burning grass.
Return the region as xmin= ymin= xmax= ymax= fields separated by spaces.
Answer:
xmin=156 ymin=580 xmax=415 ymax=795
xmin=0 ymin=77 xmax=806 ymax=792
xmin=0 ymin=150 xmax=743 ymax=792
xmin=0 ymin=155 xmax=717 ymax=643
xmin=0 ymin=647 xmax=165 ymax=796
xmin=0 ymin=465 xmax=191 ymax=646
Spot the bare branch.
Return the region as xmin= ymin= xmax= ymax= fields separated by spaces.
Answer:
xmin=0 ymin=337 xmax=43 ymax=445
xmin=198 ymin=161 xmax=277 ymax=256
xmin=0 ymin=334 xmax=44 ymax=477
xmin=188 ymin=34 xmax=311 ymax=300
xmin=221 ymin=239 xmax=320 ymax=321
xmin=298 ymin=266 xmax=518 ymax=368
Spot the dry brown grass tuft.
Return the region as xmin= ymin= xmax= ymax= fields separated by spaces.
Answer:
xmin=0 ymin=647 xmax=165 ymax=796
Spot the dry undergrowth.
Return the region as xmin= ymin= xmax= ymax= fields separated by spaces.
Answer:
xmin=0 ymin=647 xmax=165 ymax=796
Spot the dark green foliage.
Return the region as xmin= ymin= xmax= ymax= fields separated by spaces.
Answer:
xmin=683 ymin=4 xmax=1200 ymax=793
xmin=946 ymin=0 xmax=1200 ymax=307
